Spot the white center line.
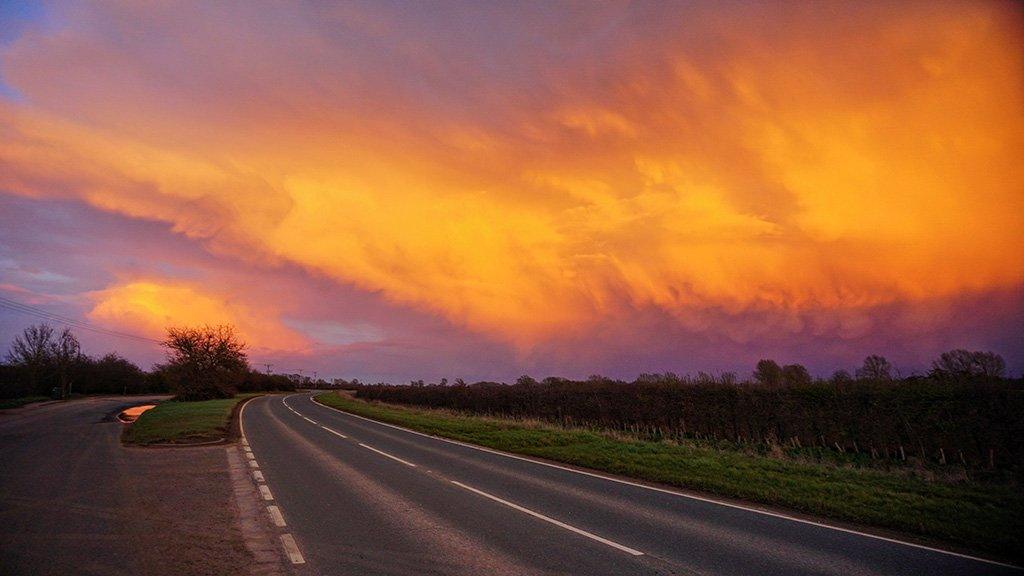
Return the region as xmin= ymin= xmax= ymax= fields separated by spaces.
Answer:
xmin=321 ymin=425 xmax=348 ymax=439
xmin=450 ymin=480 xmax=644 ymax=556
xmin=258 ymin=484 xmax=274 ymax=501
xmin=358 ymin=443 xmax=417 ymax=467
xmin=280 ymin=534 xmax=306 ymax=564
xmin=267 ymin=505 xmax=287 ymax=527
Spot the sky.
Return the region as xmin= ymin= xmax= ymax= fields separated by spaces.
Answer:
xmin=1 ymin=1 xmax=1022 ymax=382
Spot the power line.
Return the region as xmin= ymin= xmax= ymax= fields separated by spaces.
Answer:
xmin=0 ymin=295 xmax=162 ymax=345
xmin=0 ymin=296 xmax=160 ymax=343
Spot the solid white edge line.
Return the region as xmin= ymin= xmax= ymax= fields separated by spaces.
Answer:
xmin=259 ymin=484 xmax=274 ymax=501
xmin=321 ymin=425 xmax=348 ymax=439
xmin=302 ymin=416 xmax=318 ymax=424
xmin=267 ymin=505 xmax=287 ymax=527
xmin=358 ymin=442 xmax=417 ymax=467
xmin=451 ymin=480 xmax=643 ymax=556
xmin=280 ymin=534 xmax=306 ymax=564
xmin=239 ymin=395 xmax=252 ymax=442
xmin=306 ymin=394 xmax=1017 ymax=569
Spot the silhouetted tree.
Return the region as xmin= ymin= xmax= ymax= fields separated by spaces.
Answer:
xmin=7 ymin=323 xmax=55 ymax=395
xmin=753 ymin=359 xmax=783 ymax=385
xmin=781 ymin=364 xmax=812 ymax=386
xmin=76 ymin=353 xmax=145 ymax=395
xmin=161 ymin=325 xmax=248 ymax=401
xmin=856 ymin=355 xmax=893 ymax=381
xmin=830 ymin=370 xmax=853 ymax=385
xmin=52 ymin=328 xmax=81 ymax=399
xmin=931 ymin=349 xmax=1005 ymax=379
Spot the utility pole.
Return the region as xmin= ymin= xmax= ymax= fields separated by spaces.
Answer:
xmin=263 ymin=363 xmax=273 ymax=375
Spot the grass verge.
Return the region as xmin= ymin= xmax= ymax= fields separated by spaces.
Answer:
xmin=315 ymin=391 xmax=1022 ymax=560
xmin=0 ymin=396 xmax=51 ymax=410
xmin=123 ymin=394 xmax=259 ymax=445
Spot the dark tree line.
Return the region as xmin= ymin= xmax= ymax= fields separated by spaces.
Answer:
xmin=0 ymin=323 xmax=159 ymax=398
xmin=352 ymin=352 xmax=1022 ymax=471
xmin=2 ymin=323 xmax=295 ymax=401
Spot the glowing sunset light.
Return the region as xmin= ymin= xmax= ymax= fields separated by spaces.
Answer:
xmin=88 ymin=280 xmax=308 ymax=352
xmin=0 ymin=1 xmax=1021 ymax=380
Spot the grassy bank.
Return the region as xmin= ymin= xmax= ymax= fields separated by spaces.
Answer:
xmin=315 ymin=391 xmax=1022 ymax=559
xmin=0 ymin=396 xmax=51 ymax=410
xmin=124 ymin=394 xmax=258 ymax=445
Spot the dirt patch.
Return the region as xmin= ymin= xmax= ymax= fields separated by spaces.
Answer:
xmin=120 ymin=445 xmax=286 ymax=576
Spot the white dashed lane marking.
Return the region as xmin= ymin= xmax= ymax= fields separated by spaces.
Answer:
xmin=451 ymin=480 xmax=644 ymax=556
xmin=281 ymin=534 xmax=306 ymax=564
xmin=320 ymin=425 xmax=347 ymax=439
xmin=267 ymin=505 xmax=287 ymax=527
xmin=358 ymin=442 xmax=417 ymax=467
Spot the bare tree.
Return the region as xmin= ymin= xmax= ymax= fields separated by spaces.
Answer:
xmin=161 ymin=325 xmax=248 ymax=401
xmin=52 ymin=328 xmax=81 ymax=399
xmin=856 ymin=355 xmax=893 ymax=381
xmin=7 ymin=323 xmax=55 ymax=395
xmin=931 ymin=349 xmax=1005 ymax=379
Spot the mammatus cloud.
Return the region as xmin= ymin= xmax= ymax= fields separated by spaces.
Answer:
xmin=1 ymin=1 xmax=1022 ymax=352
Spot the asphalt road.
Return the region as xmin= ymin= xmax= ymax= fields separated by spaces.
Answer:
xmin=0 ymin=396 xmax=167 ymax=574
xmin=242 ymin=393 xmax=1019 ymax=576
xmin=0 ymin=395 xmax=270 ymax=576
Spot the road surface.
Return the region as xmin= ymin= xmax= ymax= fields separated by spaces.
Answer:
xmin=0 ymin=395 xmax=265 ymax=576
xmin=242 ymin=393 xmax=1019 ymax=576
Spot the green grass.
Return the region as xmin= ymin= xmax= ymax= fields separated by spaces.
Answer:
xmin=0 ymin=396 xmax=51 ymax=410
xmin=123 ymin=394 xmax=259 ymax=445
xmin=315 ymin=391 xmax=1023 ymax=560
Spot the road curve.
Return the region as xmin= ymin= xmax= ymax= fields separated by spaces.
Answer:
xmin=242 ymin=393 xmax=1019 ymax=576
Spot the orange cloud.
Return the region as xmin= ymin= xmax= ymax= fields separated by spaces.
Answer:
xmin=88 ymin=280 xmax=308 ymax=352
xmin=1 ymin=2 xmax=1021 ymax=347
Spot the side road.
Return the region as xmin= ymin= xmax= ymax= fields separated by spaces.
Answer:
xmin=0 ymin=396 xmax=287 ymax=576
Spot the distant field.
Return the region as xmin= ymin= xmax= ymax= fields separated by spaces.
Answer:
xmin=123 ymin=394 xmax=259 ymax=445
xmin=0 ymin=396 xmax=51 ymax=410
xmin=315 ymin=391 xmax=1023 ymax=559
